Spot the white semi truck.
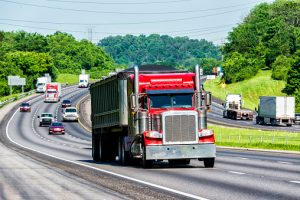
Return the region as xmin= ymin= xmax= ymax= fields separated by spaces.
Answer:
xmin=223 ymin=94 xmax=254 ymax=120
xmin=78 ymin=74 xmax=89 ymax=88
xmin=36 ymin=76 xmax=51 ymax=93
xmin=256 ymin=96 xmax=295 ymax=126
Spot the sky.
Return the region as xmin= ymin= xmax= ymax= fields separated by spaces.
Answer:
xmin=0 ymin=0 xmax=274 ymax=45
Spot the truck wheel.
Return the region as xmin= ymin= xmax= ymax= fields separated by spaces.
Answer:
xmin=92 ymin=134 xmax=100 ymax=161
xmin=142 ymin=146 xmax=153 ymax=169
xmin=203 ymin=158 xmax=215 ymax=168
xmin=119 ymin=136 xmax=129 ymax=165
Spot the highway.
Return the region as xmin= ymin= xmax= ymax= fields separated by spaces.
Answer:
xmin=208 ymin=101 xmax=300 ymax=132
xmin=1 ymin=86 xmax=300 ymax=200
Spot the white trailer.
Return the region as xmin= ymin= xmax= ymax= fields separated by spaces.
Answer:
xmin=78 ymin=74 xmax=89 ymax=88
xmin=256 ymin=96 xmax=295 ymax=126
xmin=36 ymin=76 xmax=51 ymax=93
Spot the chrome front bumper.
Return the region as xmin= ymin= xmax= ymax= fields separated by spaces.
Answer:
xmin=146 ymin=143 xmax=216 ymax=160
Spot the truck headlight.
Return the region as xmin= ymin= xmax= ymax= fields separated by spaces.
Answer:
xmin=198 ymin=129 xmax=214 ymax=137
xmin=145 ymin=131 xmax=162 ymax=138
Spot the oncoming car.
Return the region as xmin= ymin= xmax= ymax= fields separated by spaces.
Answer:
xmin=62 ymin=107 xmax=78 ymax=122
xmin=38 ymin=113 xmax=55 ymax=127
xmin=49 ymin=122 xmax=65 ymax=135
xmin=20 ymin=102 xmax=31 ymax=112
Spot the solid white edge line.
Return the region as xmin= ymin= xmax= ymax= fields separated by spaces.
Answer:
xmin=6 ymin=103 xmax=209 ymax=200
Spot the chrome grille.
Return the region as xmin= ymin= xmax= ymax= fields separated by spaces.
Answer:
xmin=163 ymin=111 xmax=198 ymax=144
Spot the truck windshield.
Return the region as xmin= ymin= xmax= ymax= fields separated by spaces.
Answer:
xmin=41 ymin=114 xmax=53 ymax=117
xmin=47 ymin=90 xmax=57 ymax=93
xmin=37 ymin=83 xmax=45 ymax=86
xmin=149 ymin=94 xmax=193 ymax=108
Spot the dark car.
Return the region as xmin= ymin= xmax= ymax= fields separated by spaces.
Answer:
xmin=295 ymin=113 xmax=300 ymax=125
xmin=61 ymin=99 xmax=71 ymax=108
xmin=20 ymin=102 xmax=31 ymax=112
xmin=49 ymin=122 xmax=65 ymax=135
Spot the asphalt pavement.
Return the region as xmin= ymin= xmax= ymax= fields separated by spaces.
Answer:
xmin=2 ymin=87 xmax=300 ymax=200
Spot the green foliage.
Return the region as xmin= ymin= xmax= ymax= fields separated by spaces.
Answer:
xmin=99 ymin=34 xmax=221 ymax=67
xmin=0 ymin=30 xmax=115 ymax=97
xmin=283 ymin=50 xmax=300 ymax=112
xmin=271 ymin=55 xmax=293 ymax=80
xmin=222 ymin=52 xmax=259 ymax=83
xmin=223 ymin=0 xmax=300 ymax=80
xmin=3 ymin=51 xmax=56 ymax=90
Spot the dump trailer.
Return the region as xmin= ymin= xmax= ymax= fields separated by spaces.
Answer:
xmin=256 ymin=96 xmax=295 ymax=126
xmin=223 ymin=94 xmax=253 ymax=120
xmin=90 ymin=65 xmax=216 ymax=168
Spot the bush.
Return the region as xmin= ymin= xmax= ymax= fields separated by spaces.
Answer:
xmin=222 ymin=52 xmax=259 ymax=83
xmin=271 ymin=55 xmax=293 ymax=80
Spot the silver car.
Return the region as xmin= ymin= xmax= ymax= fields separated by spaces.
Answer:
xmin=62 ymin=107 xmax=78 ymax=122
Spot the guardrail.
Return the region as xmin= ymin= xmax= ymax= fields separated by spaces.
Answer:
xmin=0 ymin=90 xmax=36 ymax=108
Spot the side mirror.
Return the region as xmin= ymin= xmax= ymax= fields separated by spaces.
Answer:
xmin=255 ymin=107 xmax=257 ymax=112
xmin=131 ymin=95 xmax=137 ymax=110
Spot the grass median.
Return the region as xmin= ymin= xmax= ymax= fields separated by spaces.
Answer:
xmin=209 ymin=125 xmax=300 ymax=152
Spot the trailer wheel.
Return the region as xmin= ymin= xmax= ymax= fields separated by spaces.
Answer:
xmin=92 ymin=134 xmax=100 ymax=161
xmin=142 ymin=145 xmax=153 ymax=169
xmin=203 ymin=158 xmax=215 ymax=168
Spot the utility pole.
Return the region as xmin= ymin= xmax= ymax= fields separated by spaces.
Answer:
xmin=88 ymin=27 xmax=93 ymax=42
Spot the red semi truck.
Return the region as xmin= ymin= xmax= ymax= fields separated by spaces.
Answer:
xmin=44 ymin=82 xmax=61 ymax=103
xmin=90 ymin=65 xmax=216 ymax=168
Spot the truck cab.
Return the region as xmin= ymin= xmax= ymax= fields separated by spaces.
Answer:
xmin=90 ymin=65 xmax=216 ymax=168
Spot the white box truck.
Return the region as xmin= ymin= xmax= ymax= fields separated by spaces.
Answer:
xmin=44 ymin=82 xmax=61 ymax=103
xmin=256 ymin=96 xmax=295 ymax=126
xmin=78 ymin=74 xmax=89 ymax=88
xmin=36 ymin=76 xmax=51 ymax=93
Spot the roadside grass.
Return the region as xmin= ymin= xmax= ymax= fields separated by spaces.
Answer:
xmin=56 ymin=74 xmax=79 ymax=85
xmin=204 ymin=70 xmax=286 ymax=110
xmin=209 ymin=125 xmax=300 ymax=152
xmin=57 ymin=73 xmax=97 ymax=85
xmin=0 ymin=93 xmax=20 ymax=102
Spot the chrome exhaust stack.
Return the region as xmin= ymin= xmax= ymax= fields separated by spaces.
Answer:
xmin=195 ymin=64 xmax=207 ymax=129
xmin=134 ymin=66 xmax=139 ymax=111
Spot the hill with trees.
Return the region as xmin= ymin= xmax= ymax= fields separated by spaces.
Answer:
xmin=0 ymin=31 xmax=115 ymax=96
xmin=222 ymin=0 xmax=300 ymax=112
xmin=98 ymin=34 xmax=221 ymax=70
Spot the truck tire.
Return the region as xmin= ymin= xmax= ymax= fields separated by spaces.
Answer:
xmin=203 ymin=158 xmax=215 ymax=168
xmin=119 ymin=136 xmax=129 ymax=165
xmin=92 ymin=134 xmax=100 ymax=161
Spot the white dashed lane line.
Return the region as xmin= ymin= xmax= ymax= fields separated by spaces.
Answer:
xmin=228 ymin=171 xmax=246 ymax=175
xmin=277 ymin=161 xmax=292 ymax=165
xmin=289 ymin=181 xmax=300 ymax=184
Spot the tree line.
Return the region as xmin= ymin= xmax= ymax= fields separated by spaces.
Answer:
xmin=222 ymin=0 xmax=300 ymax=111
xmin=98 ymin=34 xmax=221 ymax=72
xmin=0 ymin=31 xmax=115 ymax=96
